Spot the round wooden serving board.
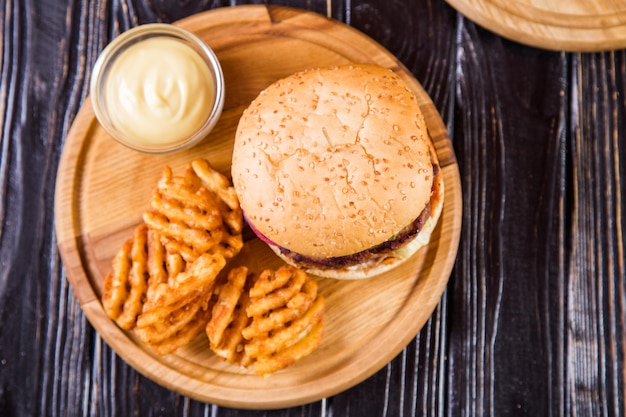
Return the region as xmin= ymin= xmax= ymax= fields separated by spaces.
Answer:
xmin=446 ymin=0 xmax=626 ymax=51
xmin=54 ymin=5 xmax=462 ymax=409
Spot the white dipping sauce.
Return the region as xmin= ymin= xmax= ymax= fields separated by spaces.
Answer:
xmin=104 ymin=37 xmax=215 ymax=146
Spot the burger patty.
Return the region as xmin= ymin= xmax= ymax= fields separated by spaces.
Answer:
xmin=278 ymin=202 xmax=431 ymax=270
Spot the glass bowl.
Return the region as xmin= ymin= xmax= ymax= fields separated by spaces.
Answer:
xmin=89 ymin=23 xmax=225 ymax=154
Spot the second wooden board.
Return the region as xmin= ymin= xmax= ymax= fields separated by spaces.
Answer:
xmin=446 ymin=0 xmax=626 ymax=51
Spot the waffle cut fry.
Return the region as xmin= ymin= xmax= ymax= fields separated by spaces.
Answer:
xmin=143 ymin=161 xmax=243 ymax=263
xmin=242 ymin=266 xmax=325 ymax=377
xmin=101 ymin=224 xmax=150 ymax=330
xmin=135 ymin=252 xmax=226 ymax=355
xmin=206 ymin=266 xmax=253 ymax=365
xmin=191 ymin=159 xmax=244 ymax=259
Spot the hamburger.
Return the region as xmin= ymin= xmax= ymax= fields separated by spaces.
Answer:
xmin=231 ymin=64 xmax=444 ymax=279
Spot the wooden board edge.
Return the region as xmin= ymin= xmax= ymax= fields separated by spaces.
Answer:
xmin=445 ymin=0 xmax=626 ymax=52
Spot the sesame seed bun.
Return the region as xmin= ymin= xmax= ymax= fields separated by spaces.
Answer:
xmin=231 ymin=64 xmax=444 ymax=279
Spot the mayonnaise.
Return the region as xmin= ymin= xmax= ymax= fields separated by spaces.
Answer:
xmin=104 ymin=37 xmax=215 ymax=146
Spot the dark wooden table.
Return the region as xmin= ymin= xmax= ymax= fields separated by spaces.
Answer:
xmin=1 ymin=0 xmax=624 ymax=416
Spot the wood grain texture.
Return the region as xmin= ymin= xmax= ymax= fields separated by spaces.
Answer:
xmin=568 ymin=50 xmax=626 ymax=415
xmin=445 ymin=0 xmax=626 ymax=51
xmin=1 ymin=0 xmax=625 ymax=416
xmin=444 ymin=19 xmax=626 ymax=417
xmin=450 ymin=23 xmax=567 ymax=416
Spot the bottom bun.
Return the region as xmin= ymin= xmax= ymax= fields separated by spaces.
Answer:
xmin=272 ymin=170 xmax=445 ymax=280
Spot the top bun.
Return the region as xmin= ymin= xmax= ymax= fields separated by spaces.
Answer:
xmin=232 ymin=64 xmax=436 ymax=259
